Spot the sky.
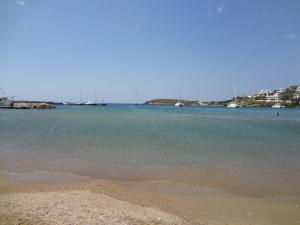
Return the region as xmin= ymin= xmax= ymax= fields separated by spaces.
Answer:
xmin=0 ymin=0 xmax=300 ymax=103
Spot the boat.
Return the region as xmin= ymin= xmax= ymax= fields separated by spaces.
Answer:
xmin=85 ymin=93 xmax=107 ymax=106
xmin=63 ymin=101 xmax=77 ymax=105
xmin=0 ymin=96 xmax=13 ymax=108
xmin=175 ymin=102 xmax=184 ymax=107
xmin=175 ymin=87 xmax=184 ymax=107
xmin=99 ymin=99 xmax=107 ymax=106
xmin=272 ymin=103 xmax=285 ymax=109
xmin=75 ymin=89 xmax=86 ymax=105
xmin=227 ymin=102 xmax=240 ymax=108
xmin=63 ymin=100 xmax=82 ymax=105
xmin=84 ymin=101 xmax=97 ymax=105
xmin=227 ymin=85 xmax=240 ymax=108
xmin=0 ymin=88 xmax=13 ymax=108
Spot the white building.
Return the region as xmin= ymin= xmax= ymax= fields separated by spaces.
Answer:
xmin=248 ymin=89 xmax=271 ymax=98
xmin=259 ymin=90 xmax=271 ymax=95
xmin=266 ymin=93 xmax=281 ymax=102
xmin=277 ymin=88 xmax=285 ymax=94
xmin=293 ymin=93 xmax=300 ymax=100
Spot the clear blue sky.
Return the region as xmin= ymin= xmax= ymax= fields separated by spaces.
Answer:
xmin=1 ymin=0 xmax=299 ymax=102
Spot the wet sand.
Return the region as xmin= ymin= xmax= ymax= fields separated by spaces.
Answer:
xmin=1 ymin=171 xmax=300 ymax=225
xmin=121 ymin=181 xmax=300 ymax=225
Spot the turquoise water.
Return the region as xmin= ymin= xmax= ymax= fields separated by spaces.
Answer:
xmin=1 ymin=105 xmax=300 ymax=174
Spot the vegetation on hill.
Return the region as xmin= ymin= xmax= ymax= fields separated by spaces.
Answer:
xmin=144 ymin=83 xmax=300 ymax=108
xmin=144 ymin=99 xmax=233 ymax=106
xmin=144 ymin=99 xmax=199 ymax=105
xmin=144 ymin=98 xmax=299 ymax=107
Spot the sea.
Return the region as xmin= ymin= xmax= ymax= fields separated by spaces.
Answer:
xmin=1 ymin=104 xmax=300 ymax=196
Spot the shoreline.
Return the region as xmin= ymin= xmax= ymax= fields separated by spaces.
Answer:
xmin=1 ymin=150 xmax=300 ymax=198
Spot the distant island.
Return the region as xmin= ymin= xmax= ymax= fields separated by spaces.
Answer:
xmin=145 ymin=84 xmax=300 ymax=107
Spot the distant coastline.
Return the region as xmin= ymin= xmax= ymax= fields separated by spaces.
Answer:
xmin=2 ymin=84 xmax=300 ymax=108
xmin=145 ymin=84 xmax=300 ymax=108
xmin=144 ymin=98 xmax=300 ymax=107
xmin=144 ymin=98 xmax=229 ymax=106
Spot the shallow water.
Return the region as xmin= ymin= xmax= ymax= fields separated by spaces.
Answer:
xmin=1 ymin=105 xmax=300 ymax=195
xmin=4 ymin=171 xmax=89 ymax=182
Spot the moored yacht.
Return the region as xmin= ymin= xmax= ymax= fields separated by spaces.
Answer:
xmin=0 ymin=96 xmax=13 ymax=108
xmin=175 ymin=102 xmax=184 ymax=107
xmin=75 ymin=102 xmax=86 ymax=105
xmin=63 ymin=101 xmax=76 ymax=105
xmin=85 ymin=93 xmax=103 ymax=105
xmin=227 ymin=102 xmax=240 ymax=108
xmin=227 ymin=84 xmax=240 ymax=108
xmin=175 ymin=87 xmax=184 ymax=107
xmin=272 ymin=103 xmax=285 ymax=108
xmin=84 ymin=101 xmax=97 ymax=105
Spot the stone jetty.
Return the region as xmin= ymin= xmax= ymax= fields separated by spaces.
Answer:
xmin=12 ymin=102 xmax=56 ymax=109
xmin=0 ymin=99 xmax=55 ymax=109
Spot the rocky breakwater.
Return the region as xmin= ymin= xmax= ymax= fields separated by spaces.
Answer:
xmin=13 ymin=102 xmax=56 ymax=109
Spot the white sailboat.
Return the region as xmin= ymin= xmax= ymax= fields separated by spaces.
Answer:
xmin=76 ymin=89 xmax=85 ymax=105
xmin=175 ymin=87 xmax=184 ymax=107
xmin=227 ymin=102 xmax=240 ymax=108
xmin=0 ymin=97 xmax=13 ymax=108
xmin=227 ymin=85 xmax=240 ymax=108
xmin=84 ymin=93 xmax=98 ymax=105
xmin=272 ymin=103 xmax=285 ymax=108
xmin=84 ymin=101 xmax=97 ymax=105
xmin=175 ymin=102 xmax=184 ymax=107
xmin=63 ymin=101 xmax=76 ymax=105
xmin=0 ymin=89 xmax=13 ymax=108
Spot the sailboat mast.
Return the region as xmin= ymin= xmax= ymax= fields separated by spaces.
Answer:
xmin=233 ymin=84 xmax=237 ymax=103
xmin=79 ymin=89 xmax=82 ymax=103
xmin=179 ymin=86 xmax=182 ymax=103
xmin=135 ymin=88 xmax=138 ymax=104
xmin=94 ymin=93 xmax=97 ymax=103
xmin=86 ymin=91 xmax=89 ymax=102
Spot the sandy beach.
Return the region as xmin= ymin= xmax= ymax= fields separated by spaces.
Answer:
xmin=0 ymin=172 xmax=183 ymax=225
xmin=1 ymin=171 xmax=300 ymax=225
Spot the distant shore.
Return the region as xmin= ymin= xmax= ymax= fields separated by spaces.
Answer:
xmin=144 ymin=84 xmax=300 ymax=107
xmin=144 ymin=98 xmax=300 ymax=107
